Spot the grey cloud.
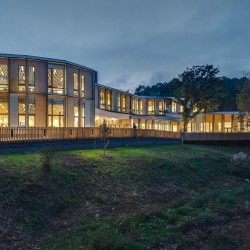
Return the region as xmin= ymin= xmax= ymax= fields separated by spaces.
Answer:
xmin=0 ymin=0 xmax=249 ymax=89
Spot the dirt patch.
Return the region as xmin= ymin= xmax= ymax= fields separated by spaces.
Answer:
xmin=58 ymin=153 xmax=86 ymax=168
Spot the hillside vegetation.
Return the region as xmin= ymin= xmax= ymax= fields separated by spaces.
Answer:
xmin=0 ymin=145 xmax=250 ymax=249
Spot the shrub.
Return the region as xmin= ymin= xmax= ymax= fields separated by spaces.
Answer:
xmin=40 ymin=144 xmax=57 ymax=172
xmin=228 ymin=152 xmax=250 ymax=178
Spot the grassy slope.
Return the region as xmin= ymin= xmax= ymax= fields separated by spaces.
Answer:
xmin=0 ymin=144 xmax=250 ymax=249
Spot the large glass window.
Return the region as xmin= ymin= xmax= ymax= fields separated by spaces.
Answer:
xmin=28 ymin=66 xmax=35 ymax=92
xmin=28 ymin=97 xmax=35 ymax=127
xmin=18 ymin=96 xmax=36 ymax=127
xmin=122 ymin=96 xmax=126 ymax=112
xmin=81 ymin=102 xmax=85 ymax=127
xmin=118 ymin=94 xmax=121 ymax=112
xmin=74 ymin=73 xmax=79 ymax=97
xmin=18 ymin=66 xmax=26 ymax=92
xmin=48 ymin=66 xmax=64 ymax=94
xmin=172 ymin=101 xmax=177 ymax=112
xmin=0 ymin=97 xmax=8 ymax=127
xmin=48 ymin=98 xmax=64 ymax=127
xmin=74 ymin=100 xmax=79 ymax=127
xmin=81 ymin=75 xmax=85 ymax=97
xmin=100 ymin=91 xmax=105 ymax=109
xmin=18 ymin=97 xmax=26 ymax=126
xmin=107 ymin=92 xmax=112 ymax=110
xmin=148 ymin=101 xmax=155 ymax=115
xmin=159 ymin=102 xmax=163 ymax=115
xmin=0 ymin=64 xmax=8 ymax=92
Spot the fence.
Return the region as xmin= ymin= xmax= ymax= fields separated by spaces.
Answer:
xmin=183 ymin=132 xmax=250 ymax=141
xmin=0 ymin=127 xmax=181 ymax=144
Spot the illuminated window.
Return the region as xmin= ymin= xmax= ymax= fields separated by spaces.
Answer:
xmin=0 ymin=97 xmax=8 ymax=127
xmin=18 ymin=66 xmax=26 ymax=92
xmin=18 ymin=97 xmax=26 ymax=126
xmin=74 ymin=100 xmax=79 ymax=127
xmin=81 ymin=102 xmax=85 ymax=127
xmin=180 ymin=105 xmax=184 ymax=113
xmin=48 ymin=65 xmax=64 ymax=94
xmin=122 ymin=96 xmax=126 ymax=112
xmin=107 ymin=92 xmax=112 ymax=110
xmin=74 ymin=73 xmax=79 ymax=97
xmin=118 ymin=94 xmax=121 ymax=112
xmin=148 ymin=101 xmax=155 ymax=115
xmin=132 ymin=99 xmax=136 ymax=114
xmin=200 ymin=123 xmax=204 ymax=132
xmin=0 ymin=64 xmax=8 ymax=92
xmin=100 ymin=91 xmax=105 ymax=109
xmin=139 ymin=100 xmax=142 ymax=114
xmin=159 ymin=102 xmax=163 ymax=115
xmin=28 ymin=97 xmax=35 ymax=127
xmin=81 ymin=75 xmax=85 ymax=97
xmin=48 ymin=98 xmax=64 ymax=127
xmin=136 ymin=100 xmax=139 ymax=114
xmin=172 ymin=101 xmax=177 ymax=112
xmin=28 ymin=66 xmax=35 ymax=92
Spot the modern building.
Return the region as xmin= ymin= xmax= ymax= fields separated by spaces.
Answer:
xmin=0 ymin=54 xmax=97 ymax=128
xmin=0 ymin=53 xmax=249 ymax=133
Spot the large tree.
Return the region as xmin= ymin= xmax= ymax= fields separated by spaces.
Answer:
xmin=171 ymin=65 xmax=222 ymax=132
xmin=236 ymin=74 xmax=250 ymax=112
xmin=234 ymin=74 xmax=250 ymax=131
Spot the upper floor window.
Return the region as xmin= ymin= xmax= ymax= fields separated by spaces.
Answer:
xmin=172 ymin=101 xmax=177 ymax=112
xmin=148 ymin=101 xmax=155 ymax=115
xmin=100 ymin=91 xmax=105 ymax=109
xmin=0 ymin=64 xmax=8 ymax=92
xmin=159 ymin=102 xmax=163 ymax=115
xmin=118 ymin=94 xmax=121 ymax=112
xmin=107 ymin=92 xmax=112 ymax=110
xmin=122 ymin=96 xmax=126 ymax=112
xmin=179 ymin=105 xmax=184 ymax=113
xmin=48 ymin=65 xmax=65 ymax=94
xmin=81 ymin=75 xmax=85 ymax=97
xmin=18 ymin=66 xmax=26 ymax=92
xmin=74 ymin=73 xmax=79 ymax=97
xmin=28 ymin=66 xmax=35 ymax=92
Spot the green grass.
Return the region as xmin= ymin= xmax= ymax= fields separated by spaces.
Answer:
xmin=0 ymin=144 xmax=249 ymax=249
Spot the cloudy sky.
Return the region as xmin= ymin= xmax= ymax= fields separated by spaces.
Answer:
xmin=0 ymin=0 xmax=249 ymax=91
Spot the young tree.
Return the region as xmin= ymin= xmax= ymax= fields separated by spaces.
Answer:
xmin=100 ymin=119 xmax=111 ymax=155
xmin=171 ymin=65 xmax=222 ymax=132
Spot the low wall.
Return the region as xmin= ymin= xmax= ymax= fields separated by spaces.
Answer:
xmin=183 ymin=132 xmax=250 ymax=143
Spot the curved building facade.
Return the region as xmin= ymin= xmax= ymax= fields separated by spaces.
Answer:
xmin=0 ymin=54 xmax=97 ymax=128
xmin=0 ymin=53 xmax=249 ymax=133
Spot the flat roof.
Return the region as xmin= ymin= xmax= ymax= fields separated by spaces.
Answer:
xmin=0 ymin=53 xmax=97 ymax=72
xmin=96 ymin=83 xmax=175 ymax=99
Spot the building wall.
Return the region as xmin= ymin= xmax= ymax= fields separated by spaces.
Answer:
xmin=0 ymin=55 xmax=96 ymax=128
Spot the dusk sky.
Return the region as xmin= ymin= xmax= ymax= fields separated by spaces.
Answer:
xmin=0 ymin=0 xmax=249 ymax=92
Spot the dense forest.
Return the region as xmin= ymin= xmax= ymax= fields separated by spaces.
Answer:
xmin=134 ymin=77 xmax=247 ymax=111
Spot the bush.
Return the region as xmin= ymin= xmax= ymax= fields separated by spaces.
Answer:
xmin=228 ymin=152 xmax=250 ymax=178
xmin=40 ymin=144 xmax=57 ymax=172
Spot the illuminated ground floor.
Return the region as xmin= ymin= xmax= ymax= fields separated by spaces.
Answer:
xmin=95 ymin=109 xmax=250 ymax=132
